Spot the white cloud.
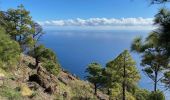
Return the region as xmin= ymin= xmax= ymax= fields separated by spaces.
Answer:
xmin=38 ymin=17 xmax=155 ymax=30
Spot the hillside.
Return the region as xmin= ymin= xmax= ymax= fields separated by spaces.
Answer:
xmin=0 ymin=54 xmax=109 ymax=100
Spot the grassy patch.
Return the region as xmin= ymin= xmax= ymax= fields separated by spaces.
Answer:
xmin=0 ymin=86 xmax=22 ymax=100
xmin=21 ymin=84 xmax=33 ymax=97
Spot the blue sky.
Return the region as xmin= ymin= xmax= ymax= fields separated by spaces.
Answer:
xmin=0 ymin=0 xmax=169 ymax=30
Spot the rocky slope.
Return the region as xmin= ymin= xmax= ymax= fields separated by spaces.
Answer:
xmin=0 ymin=54 xmax=109 ymax=100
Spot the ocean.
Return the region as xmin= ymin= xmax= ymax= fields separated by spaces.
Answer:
xmin=40 ymin=30 xmax=170 ymax=99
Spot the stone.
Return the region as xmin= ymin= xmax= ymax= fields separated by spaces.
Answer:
xmin=28 ymin=66 xmax=58 ymax=94
xmin=0 ymin=73 xmax=5 ymax=86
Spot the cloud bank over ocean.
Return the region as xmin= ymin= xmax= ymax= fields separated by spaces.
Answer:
xmin=38 ymin=17 xmax=155 ymax=30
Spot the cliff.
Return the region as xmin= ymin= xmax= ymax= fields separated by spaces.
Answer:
xmin=0 ymin=54 xmax=109 ymax=100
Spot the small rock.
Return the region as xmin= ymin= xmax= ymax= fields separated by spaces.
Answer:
xmin=63 ymin=92 xmax=68 ymax=98
xmin=58 ymin=77 xmax=68 ymax=85
xmin=0 ymin=73 xmax=5 ymax=86
xmin=0 ymin=73 xmax=5 ymax=77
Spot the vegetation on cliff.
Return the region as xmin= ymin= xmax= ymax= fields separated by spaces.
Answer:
xmin=0 ymin=4 xmax=108 ymax=100
xmin=0 ymin=1 xmax=170 ymax=100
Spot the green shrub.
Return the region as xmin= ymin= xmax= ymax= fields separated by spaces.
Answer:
xmin=0 ymin=28 xmax=20 ymax=70
xmin=148 ymin=90 xmax=165 ymax=100
xmin=0 ymin=86 xmax=22 ymax=100
xmin=29 ymin=91 xmax=37 ymax=98
xmin=43 ymin=61 xmax=60 ymax=76
xmin=69 ymin=81 xmax=97 ymax=100
xmin=54 ymin=93 xmax=65 ymax=100
xmin=134 ymin=89 xmax=150 ymax=100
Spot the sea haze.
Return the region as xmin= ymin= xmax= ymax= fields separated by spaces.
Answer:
xmin=40 ymin=30 xmax=164 ymax=92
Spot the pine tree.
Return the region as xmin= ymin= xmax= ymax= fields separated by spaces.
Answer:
xmin=28 ymin=45 xmax=57 ymax=68
xmin=85 ymin=62 xmax=103 ymax=95
xmin=161 ymin=70 xmax=170 ymax=91
xmin=131 ymin=32 xmax=169 ymax=92
xmin=154 ymin=8 xmax=170 ymax=56
xmin=28 ymin=44 xmax=60 ymax=75
xmin=106 ymin=50 xmax=140 ymax=100
xmin=0 ymin=4 xmax=35 ymax=51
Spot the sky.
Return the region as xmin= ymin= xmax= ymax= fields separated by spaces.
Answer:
xmin=0 ymin=0 xmax=169 ymax=30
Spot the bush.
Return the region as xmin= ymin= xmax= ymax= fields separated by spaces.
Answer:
xmin=148 ymin=90 xmax=165 ymax=100
xmin=0 ymin=86 xmax=22 ymax=100
xmin=0 ymin=28 xmax=20 ymax=70
xmin=68 ymin=80 xmax=97 ymax=100
xmin=43 ymin=61 xmax=60 ymax=76
xmin=134 ymin=89 xmax=150 ymax=100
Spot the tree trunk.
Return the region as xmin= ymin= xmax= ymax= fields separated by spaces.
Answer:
xmin=35 ymin=58 xmax=39 ymax=68
xmin=19 ymin=35 xmax=21 ymax=42
xmin=122 ymin=80 xmax=125 ymax=100
xmin=108 ymin=88 xmax=110 ymax=95
xmin=122 ymin=55 xmax=126 ymax=100
xmin=94 ymin=83 xmax=97 ymax=95
xmin=14 ymin=35 xmax=17 ymax=41
xmin=154 ymin=71 xmax=158 ymax=92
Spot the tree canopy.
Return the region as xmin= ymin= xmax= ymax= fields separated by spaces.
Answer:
xmin=0 ymin=4 xmax=61 ymax=76
xmin=131 ymin=32 xmax=169 ymax=92
xmin=86 ymin=62 xmax=103 ymax=95
xmin=149 ymin=0 xmax=170 ymax=4
xmin=0 ymin=5 xmax=35 ymax=51
xmin=106 ymin=50 xmax=140 ymax=100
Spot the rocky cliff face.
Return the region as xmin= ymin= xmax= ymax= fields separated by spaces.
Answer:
xmin=0 ymin=54 xmax=109 ymax=100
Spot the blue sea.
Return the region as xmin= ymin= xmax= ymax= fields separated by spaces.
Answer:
xmin=40 ymin=30 xmax=170 ymax=99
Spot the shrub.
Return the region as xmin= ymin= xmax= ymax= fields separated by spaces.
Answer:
xmin=43 ymin=61 xmax=60 ymax=76
xmin=0 ymin=28 xmax=20 ymax=70
xmin=0 ymin=86 xmax=22 ymax=100
xmin=134 ymin=89 xmax=150 ymax=100
xmin=69 ymin=81 xmax=97 ymax=100
xmin=148 ymin=90 xmax=165 ymax=100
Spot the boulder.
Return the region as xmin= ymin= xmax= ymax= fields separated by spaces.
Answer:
xmin=28 ymin=66 xmax=58 ymax=94
xmin=58 ymin=77 xmax=68 ymax=85
xmin=97 ymin=92 xmax=109 ymax=100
